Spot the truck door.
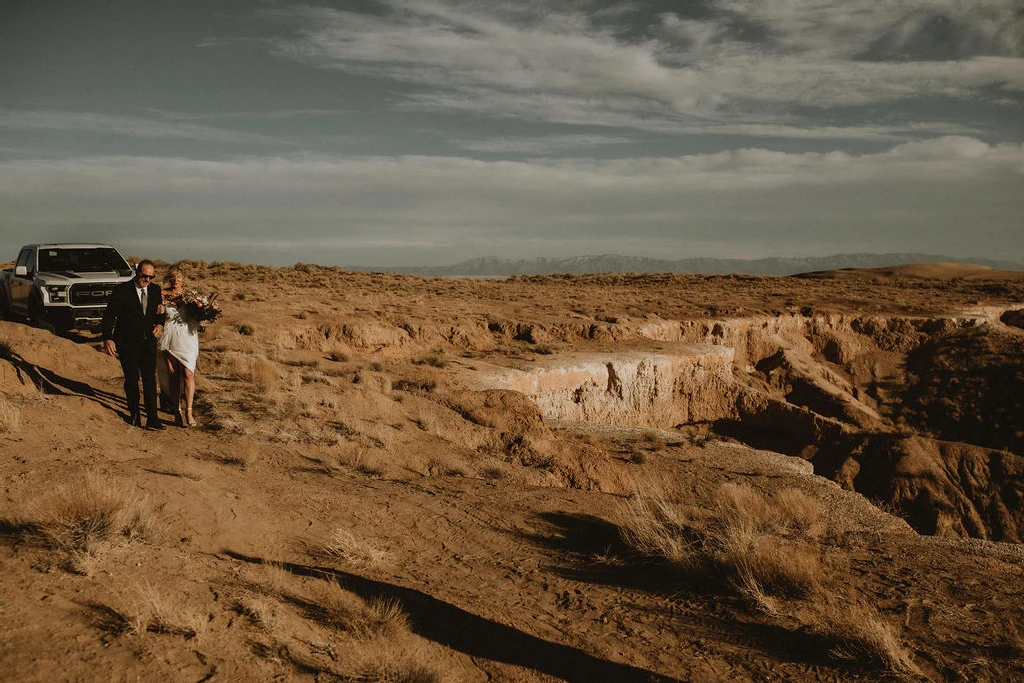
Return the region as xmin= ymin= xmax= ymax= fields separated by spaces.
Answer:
xmin=9 ymin=248 xmax=34 ymax=313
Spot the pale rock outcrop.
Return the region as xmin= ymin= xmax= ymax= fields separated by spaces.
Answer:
xmin=459 ymin=344 xmax=737 ymax=428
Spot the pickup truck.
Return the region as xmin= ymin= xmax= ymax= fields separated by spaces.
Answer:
xmin=0 ymin=243 xmax=136 ymax=332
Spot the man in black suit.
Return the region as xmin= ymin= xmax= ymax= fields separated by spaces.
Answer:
xmin=102 ymin=259 xmax=166 ymax=430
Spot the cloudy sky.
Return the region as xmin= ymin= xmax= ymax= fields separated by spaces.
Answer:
xmin=2 ymin=1 xmax=1023 ymax=267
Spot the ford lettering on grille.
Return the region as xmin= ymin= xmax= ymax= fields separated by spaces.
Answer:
xmin=70 ymin=284 xmax=116 ymax=306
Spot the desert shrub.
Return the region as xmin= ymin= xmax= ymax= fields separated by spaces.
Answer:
xmin=238 ymin=323 xmax=255 ymax=336
xmin=306 ymin=577 xmax=409 ymax=639
xmin=129 ymin=582 xmax=207 ymax=639
xmin=238 ymin=595 xmax=279 ymax=633
xmin=618 ymin=480 xmax=917 ymax=674
xmin=627 ymin=482 xmax=826 ymax=597
xmin=33 ymin=475 xmax=157 ymax=573
xmin=351 ymin=663 xmax=441 ymax=683
xmin=627 ymin=447 xmax=647 ymax=465
xmin=0 ymin=338 xmax=14 ymax=360
xmin=318 ymin=528 xmax=389 ymax=568
xmin=0 ymin=399 xmax=21 ymax=433
xmin=480 ymin=465 xmax=505 ymax=480
xmin=687 ymin=427 xmax=717 ymax=447
xmin=393 ymin=377 xmax=437 ymax=393
xmin=327 ymin=346 xmax=350 ymax=363
xmin=413 ymin=410 xmax=436 ymax=432
xmin=730 ymin=537 xmax=823 ymax=600
xmin=415 ymin=350 xmax=448 ymax=368
xmin=805 ymin=598 xmax=921 ymax=676
xmin=338 ymin=447 xmax=386 ymax=477
xmin=640 ymin=430 xmax=665 ymax=451
xmin=243 ymin=357 xmax=279 ymax=391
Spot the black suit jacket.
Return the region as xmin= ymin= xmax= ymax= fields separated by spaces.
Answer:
xmin=102 ymin=280 xmax=164 ymax=352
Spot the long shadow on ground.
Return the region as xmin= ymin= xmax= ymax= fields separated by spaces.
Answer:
xmin=224 ymin=550 xmax=682 ymax=683
xmin=1 ymin=348 xmax=127 ymax=416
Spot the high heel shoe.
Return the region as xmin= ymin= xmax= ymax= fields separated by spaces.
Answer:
xmin=186 ymin=412 xmax=197 ymax=427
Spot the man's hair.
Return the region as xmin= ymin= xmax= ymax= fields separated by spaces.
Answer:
xmin=136 ymin=259 xmax=156 ymax=275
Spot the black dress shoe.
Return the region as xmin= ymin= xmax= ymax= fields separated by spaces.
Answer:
xmin=146 ymin=419 xmax=167 ymax=431
xmin=128 ymin=412 xmax=143 ymax=427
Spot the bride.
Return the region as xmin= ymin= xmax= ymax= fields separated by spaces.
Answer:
xmin=157 ymin=266 xmax=204 ymax=427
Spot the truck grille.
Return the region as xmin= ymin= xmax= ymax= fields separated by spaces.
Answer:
xmin=69 ymin=283 xmax=116 ymax=306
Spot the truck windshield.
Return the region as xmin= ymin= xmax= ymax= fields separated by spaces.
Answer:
xmin=38 ymin=248 xmax=132 ymax=274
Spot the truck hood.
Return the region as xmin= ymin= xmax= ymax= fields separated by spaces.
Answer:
xmin=39 ymin=270 xmax=135 ymax=283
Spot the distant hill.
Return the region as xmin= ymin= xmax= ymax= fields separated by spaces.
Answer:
xmin=347 ymin=253 xmax=1024 ymax=277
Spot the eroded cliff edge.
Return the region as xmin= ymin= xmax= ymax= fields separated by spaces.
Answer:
xmin=451 ymin=308 xmax=1024 ymax=542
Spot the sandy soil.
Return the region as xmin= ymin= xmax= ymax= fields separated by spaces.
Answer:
xmin=2 ymin=262 xmax=1024 ymax=682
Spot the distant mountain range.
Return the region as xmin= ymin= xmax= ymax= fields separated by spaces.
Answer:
xmin=348 ymin=253 xmax=1024 ymax=277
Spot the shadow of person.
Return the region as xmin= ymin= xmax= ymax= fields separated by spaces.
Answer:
xmin=223 ymin=550 xmax=682 ymax=683
xmin=1 ymin=347 xmax=127 ymax=416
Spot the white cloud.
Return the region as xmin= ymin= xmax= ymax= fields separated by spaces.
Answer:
xmin=2 ymin=137 xmax=1021 ymax=263
xmin=266 ymin=0 xmax=1024 ymax=139
xmin=450 ymin=134 xmax=636 ymax=153
xmin=0 ymin=111 xmax=288 ymax=145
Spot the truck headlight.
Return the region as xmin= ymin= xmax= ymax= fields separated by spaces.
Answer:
xmin=45 ymin=285 xmax=68 ymax=302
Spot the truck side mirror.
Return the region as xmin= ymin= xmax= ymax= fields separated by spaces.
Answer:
xmin=15 ymin=265 xmax=27 ymax=277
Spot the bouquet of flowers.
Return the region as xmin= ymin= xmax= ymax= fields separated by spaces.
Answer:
xmin=181 ymin=289 xmax=222 ymax=323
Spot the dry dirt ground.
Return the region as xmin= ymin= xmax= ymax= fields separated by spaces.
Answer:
xmin=2 ymin=262 xmax=1024 ymax=682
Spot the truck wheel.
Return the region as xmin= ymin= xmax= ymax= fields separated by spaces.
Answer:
xmin=28 ymin=294 xmax=46 ymax=328
xmin=0 ymin=286 xmax=10 ymax=320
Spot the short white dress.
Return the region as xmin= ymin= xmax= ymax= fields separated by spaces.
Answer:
xmin=159 ymin=303 xmax=200 ymax=372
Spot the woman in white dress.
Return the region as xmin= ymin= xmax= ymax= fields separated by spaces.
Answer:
xmin=158 ymin=266 xmax=201 ymax=427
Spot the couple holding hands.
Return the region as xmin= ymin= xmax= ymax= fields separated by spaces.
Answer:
xmin=102 ymin=260 xmax=219 ymax=430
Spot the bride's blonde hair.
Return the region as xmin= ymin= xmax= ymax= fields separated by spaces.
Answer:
xmin=163 ymin=265 xmax=187 ymax=288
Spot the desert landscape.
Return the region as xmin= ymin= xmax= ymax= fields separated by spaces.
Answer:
xmin=2 ymin=261 xmax=1024 ymax=682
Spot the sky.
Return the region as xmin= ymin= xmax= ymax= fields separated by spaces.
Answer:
xmin=2 ymin=0 xmax=1023 ymax=267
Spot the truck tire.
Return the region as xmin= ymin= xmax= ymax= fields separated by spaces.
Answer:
xmin=0 ymin=286 xmax=10 ymax=320
xmin=28 ymin=293 xmax=46 ymax=328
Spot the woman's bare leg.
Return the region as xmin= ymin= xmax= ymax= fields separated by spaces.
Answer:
xmin=166 ymin=355 xmax=184 ymax=424
xmin=183 ymin=366 xmax=196 ymax=425
xmin=156 ymin=351 xmax=173 ymax=411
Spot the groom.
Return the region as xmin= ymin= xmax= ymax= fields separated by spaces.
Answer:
xmin=102 ymin=259 xmax=166 ymax=430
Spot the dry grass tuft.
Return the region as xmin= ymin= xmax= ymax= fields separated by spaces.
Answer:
xmin=805 ymin=598 xmax=922 ymax=676
xmin=306 ymin=577 xmax=410 ymax=639
xmin=0 ymin=337 xmax=14 ymax=360
xmin=129 ymin=582 xmax=207 ymax=640
xmin=354 ymin=597 xmax=411 ymax=639
xmin=639 ymin=430 xmax=666 ymax=451
xmin=0 ymin=398 xmax=22 ymax=433
xmin=319 ymin=528 xmax=389 ymax=569
xmin=730 ymin=537 xmax=823 ymax=601
xmin=327 ymin=345 xmax=351 ymax=363
xmin=33 ymin=475 xmax=157 ymax=572
xmin=220 ymin=352 xmax=281 ymax=394
xmin=415 ymin=350 xmax=448 ymax=369
xmin=618 ymin=479 xmax=917 ymax=674
xmin=238 ymin=595 xmax=280 ymax=633
xmin=248 ymin=357 xmax=280 ymax=392
xmin=349 ymin=661 xmax=442 ymax=683
xmin=336 ymin=447 xmax=387 ymax=477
